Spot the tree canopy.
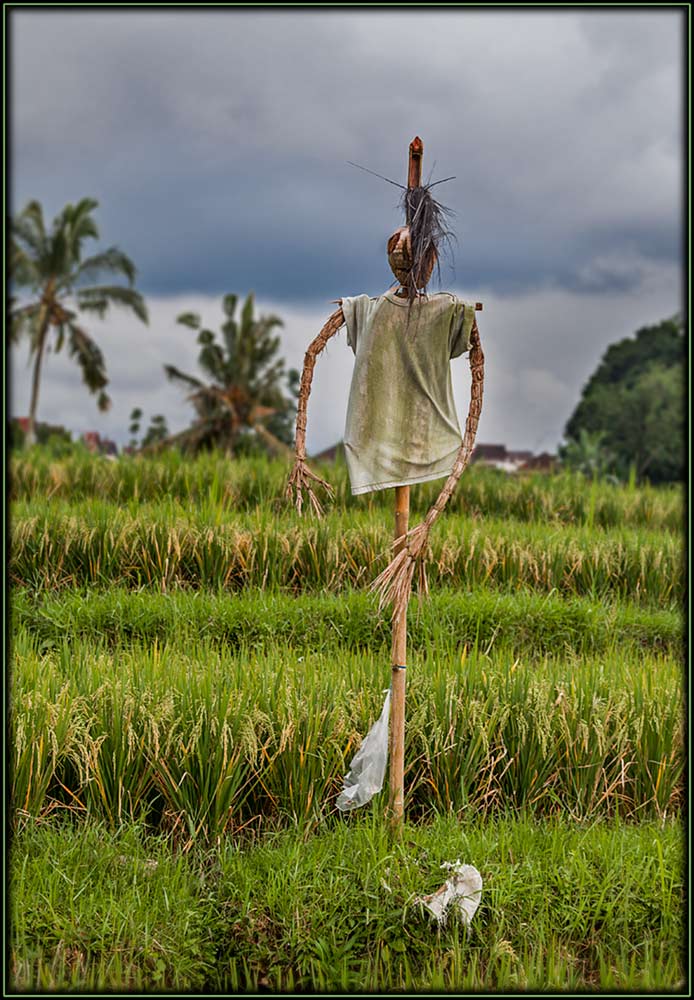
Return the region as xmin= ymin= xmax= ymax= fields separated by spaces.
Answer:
xmin=562 ymin=315 xmax=684 ymax=483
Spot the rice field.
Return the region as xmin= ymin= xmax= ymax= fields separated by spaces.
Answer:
xmin=9 ymin=451 xmax=685 ymax=992
xmin=10 ymin=500 xmax=683 ymax=602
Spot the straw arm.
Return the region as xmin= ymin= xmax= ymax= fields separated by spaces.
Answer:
xmin=424 ymin=316 xmax=485 ymax=528
xmin=285 ymin=305 xmax=345 ymax=516
xmin=293 ymin=306 xmax=344 ymax=461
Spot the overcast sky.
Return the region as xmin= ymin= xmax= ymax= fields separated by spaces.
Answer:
xmin=8 ymin=8 xmax=684 ymax=455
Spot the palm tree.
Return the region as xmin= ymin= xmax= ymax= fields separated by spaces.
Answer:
xmin=9 ymin=198 xmax=148 ymax=446
xmin=162 ymin=293 xmax=299 ymax=456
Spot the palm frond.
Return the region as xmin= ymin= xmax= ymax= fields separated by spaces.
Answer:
xmin=9 ymin=301 xmax=40 ymax=322
xmin=65 ymin=198 xmax=100 ymax=244
xmin=72 ymin=247 xmax=137 ymax=287
xmin=10 ymin=214 xmax=47 ymax=260
xmin=54 ymin=325 xmax=67 ymax=353
xmin=9 ymin=241 xmax=42 ymax=289
xmin=66 ymin=322 xmax=110 ymax=398
xmin=240 ymin=292 xmax=256 ymax=336
xmin=9 ymin=303 xmax=41 ymax=343
xmin=222 ymin=294 xmax=238 ymax=319
xmin=198 ymin=342 xmax=226 ymax=382
xmin=221 ymin=317 xmax=238 ymax=367
xmin=76 ymin=285 xmax=148 ymax=324
xmin=176 ymin=312 xmax=202 ymax=330
xmin=51 ymin=199 xmax=99 ymax=271
xmin=11 ymin=200 xmax=47 ymax=254
xmin=163 ymin=364 xmax=206 ymax=391
xmin=48 ymin=228 xmax=70 ymax=278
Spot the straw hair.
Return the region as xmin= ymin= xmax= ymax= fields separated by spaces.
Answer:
xmin=371 ymin=316 xmax=485 ymax=622
xmin=397 ymin=185 xmax=455 ymax=304
xmin=286 ymin=306 xmax=344 ymax=516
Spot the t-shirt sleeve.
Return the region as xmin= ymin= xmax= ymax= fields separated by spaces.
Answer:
xmin=449 ymin=298 xmax=476 ymax=359
xmin=342 ymin=295 xmax=374 ymax=355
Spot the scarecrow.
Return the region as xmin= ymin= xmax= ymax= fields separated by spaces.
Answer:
xmin=286 ymin=137 xmax=485 ymax=829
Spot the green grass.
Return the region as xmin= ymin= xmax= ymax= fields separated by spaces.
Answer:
xmin=12 ymin=584 xmax=682 ymax=656
xmin=10 ymin=814 xmax=684 ymax=992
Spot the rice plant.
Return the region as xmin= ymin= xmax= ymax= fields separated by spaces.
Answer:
xmin=10 ymin=500 xmax=684 ymax=604
xmin=10 ymin=631 xmax=683 ymax=838
xmin=13 ymin=585 xmax=682 ymax=658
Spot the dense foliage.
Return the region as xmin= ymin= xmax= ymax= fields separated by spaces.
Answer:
xmin=562 ymin=315 xmax=684 ymax=483
xmin=8 ymin=418 xmax=74 ymax=454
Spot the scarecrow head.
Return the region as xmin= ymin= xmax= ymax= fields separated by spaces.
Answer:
xmin=386 ymin=184 xmax=454 ymax=303
xmin=387 ymin=226 xmax=437 ymax=292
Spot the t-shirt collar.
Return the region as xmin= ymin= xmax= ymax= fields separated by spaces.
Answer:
xmin=384 ymin=289 xmax=432 ymax=306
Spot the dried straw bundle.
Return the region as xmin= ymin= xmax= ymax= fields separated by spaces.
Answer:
xmin=371 ymin=317 xmax=485 ymax=623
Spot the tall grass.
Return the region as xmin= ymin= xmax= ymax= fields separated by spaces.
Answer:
xmin=9 ymin=449 xmax=683 ymax=531
xmin=10 ymin=500 xmax=683 ymax=603
xmin=11 ymin=630 xmax=683 ymax=838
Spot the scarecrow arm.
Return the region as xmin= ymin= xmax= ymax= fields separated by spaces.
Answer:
xmin=372 ymin=317 xmax=485 ymax=621
xmin=422 ymin=317 xmax=485 ymax=527
xmin=286 ymin=305 xmax=345 ymax=516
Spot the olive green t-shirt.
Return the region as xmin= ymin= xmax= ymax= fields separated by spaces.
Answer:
xmin=342 ymin=290 xmax=475 ymax=496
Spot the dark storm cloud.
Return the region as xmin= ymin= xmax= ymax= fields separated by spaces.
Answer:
xmin=10 ymin=8 xmax=683 ymax=303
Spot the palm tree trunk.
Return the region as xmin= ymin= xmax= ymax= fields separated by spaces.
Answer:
xmin=253 ymin=422 xmax=294 ymax=458
xmin=26 ymin=316 xmax=51 ymax=448
xmin=25 ymin=279 xmax=55 ymax=448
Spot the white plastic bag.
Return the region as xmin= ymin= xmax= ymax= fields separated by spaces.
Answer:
xmin=417 ymin=861 xmax=483 ymax=927
xmin=336 ymin=689 xmax=391 ymax=811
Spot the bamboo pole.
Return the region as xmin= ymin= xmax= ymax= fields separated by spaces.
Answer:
xmin=389 ymin=484 xmax=409 ymax=831
xmin=388 ymin=136 xmax=423 ymax=833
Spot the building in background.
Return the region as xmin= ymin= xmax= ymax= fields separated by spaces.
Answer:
xmin=82 ymin=431 xmax=119 ymax=458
